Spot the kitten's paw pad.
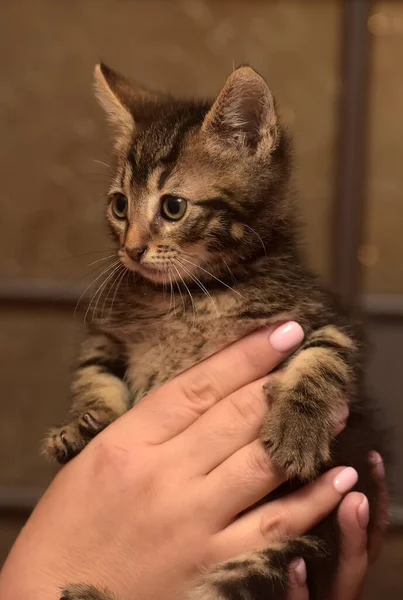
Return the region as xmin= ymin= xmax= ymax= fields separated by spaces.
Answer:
xmin=61 ymin=584 xmax=114 ymax=600
xmin=262 ymin=381 xmax=333 ymax=480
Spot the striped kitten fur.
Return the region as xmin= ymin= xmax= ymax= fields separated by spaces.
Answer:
xmin=44 ymin=64 xmax=383 ymax=600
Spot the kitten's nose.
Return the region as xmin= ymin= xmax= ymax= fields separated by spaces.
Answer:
xmin=125 ymin=245 xmax=147 ymax=262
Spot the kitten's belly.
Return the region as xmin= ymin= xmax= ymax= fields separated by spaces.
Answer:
xmin=124 ymin=316 xmax=275 ymax=405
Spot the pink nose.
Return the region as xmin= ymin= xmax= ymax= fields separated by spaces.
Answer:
xmin=125 ymin=246 xmax=147 ymax=262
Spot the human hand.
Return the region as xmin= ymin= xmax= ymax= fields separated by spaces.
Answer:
xmin=286 ymin=452 xmax=388 ymax=600
xmin=0 ymin=322 xmax=354 ymax=600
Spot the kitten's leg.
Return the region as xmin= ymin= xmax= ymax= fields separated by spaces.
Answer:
xmin=60 ymin=585 xmax=115 ymax=600
xmin=263 ymin=325 xmax=358 ymax=480
xmin=192 ymin=538 xmax=323 ymax=600
xmin=44 ymin=333 xmax=129 ymax=463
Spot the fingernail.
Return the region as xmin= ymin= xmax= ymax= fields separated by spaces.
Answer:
xmin=291 ymin=558 xmax=306 ymax=586
xmin=357 ymin=494 xmax=370 ymax=530
xmin=369 ymin=451 xmax=385 ymax=480
xmin=369 ymin=451 xmax=382 ymax=466
xmin=333 ymin=467 xmax=358 ymax=494
xmin=269 ymin=321 xmax=304 ymax=352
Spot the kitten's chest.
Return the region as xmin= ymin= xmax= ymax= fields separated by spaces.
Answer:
xmin=120 ymin=313 xmax=266 ymax=405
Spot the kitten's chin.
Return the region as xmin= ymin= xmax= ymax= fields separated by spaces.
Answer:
xmin=119 ymin=257 xmax=174 ymax=284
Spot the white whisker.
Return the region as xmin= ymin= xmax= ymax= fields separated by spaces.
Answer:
xmin=88 ymin=254 xmax=116 ymax=267
xmin=93 ymin=159 xmax=111 ymax=169
xmin=74 ymin=259 xmax=120 ymax=316
xmin=59 ymin=248 xmax=116 ymax=262
xmin=168 ymin=274 xmax=174 ymax=314
xmin=242 ymin=223 xmax=267 ymax=256
xmin=175 ymin=259 xmax=218 ymax=315
xmin=221 ymin=256 xmax=237 ymax=284
xmin=124 ymin=267 xmax=131 ymax=290
xmin=173 ymin=263 xmax=196 ymax=323
xmin=180 ymin=257 xmax=245 ymax=299
xmin=100 ymin=264 xmax=125 ymax=318
xmin=109 ymin=267 xmax=127 ymax=317
xmin=172 ymin=268 xmax=186 ymax=315
xmin=85 ymin=263 xmax=122 ymax=324
xmin=168 ymin=270 xmax=177 ymax=317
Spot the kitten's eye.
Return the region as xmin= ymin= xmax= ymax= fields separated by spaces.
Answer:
xmin=111 ymin=194 xmax=128 ymax=219
xmin=161 ymin=195 xmax=187 ymax=221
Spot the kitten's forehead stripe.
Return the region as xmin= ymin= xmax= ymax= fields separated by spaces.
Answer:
xmin=145 ymin=168 xmax=165 ymax=223
xmin=127 ymin=100 xmax=210 ymax=187
xmin=157 ymin=169 xmax=169 ymax=190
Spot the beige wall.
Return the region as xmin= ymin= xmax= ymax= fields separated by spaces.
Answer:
xmin=365 ymin=1 xmax=403 ymax=294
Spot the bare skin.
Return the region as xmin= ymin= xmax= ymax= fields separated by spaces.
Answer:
xmin=0 ymin=325 xmax=386 ymax=600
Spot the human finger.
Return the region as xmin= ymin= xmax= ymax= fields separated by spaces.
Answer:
xmin=328 ymin=492 xmax=368 ymax=600
xmin=286 ymin=559 xmax=309 ymax=600
xmin=202 ymin=439 xmax=283 ymax=524
xmin=171 ymin=376 xmax=268 ymax=474
xmin=367 ymin=452 xmax=389 ymax=564
xmin=211 ymin=467 xmax=358 ymax=559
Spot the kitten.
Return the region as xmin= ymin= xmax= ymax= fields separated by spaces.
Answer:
xmin=44 ymin=64 xmax=383 ymax=600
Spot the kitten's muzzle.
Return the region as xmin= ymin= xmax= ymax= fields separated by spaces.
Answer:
xmin=125 ymin=245 xmax=147 ymax=263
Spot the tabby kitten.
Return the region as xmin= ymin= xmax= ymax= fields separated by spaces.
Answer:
xmin=45 ymin=64 xmax=382 ymax=600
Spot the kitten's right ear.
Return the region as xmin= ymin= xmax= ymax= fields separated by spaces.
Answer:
xmin=202 ymin=66 xmax=278 ymax=153
xmin=94 ymin=63 xmax=136 ymax=139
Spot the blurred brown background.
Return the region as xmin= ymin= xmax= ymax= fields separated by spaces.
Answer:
xmin=1 ymin=0 xmax=402 ymax=597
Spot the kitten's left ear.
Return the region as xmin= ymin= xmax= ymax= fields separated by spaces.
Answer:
xmin=94 ymin=63 xmax=159 ymax=143
xmin=94 ymin=63 xmax=136 ymax=139
xmin=202 ymin=66 xmax=278 ymax=152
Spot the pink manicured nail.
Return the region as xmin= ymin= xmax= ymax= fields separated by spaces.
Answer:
xmin=357 ymin=494 xmax=370 ymax=529
xmin=269 ymin=321 xmax=304 ymax=352
xmin=333 ymin=467 xmax=358 ymax=494
xmin=291 ymin=558 xmax=306 ymax=586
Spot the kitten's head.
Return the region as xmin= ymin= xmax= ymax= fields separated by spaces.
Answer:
xmin=95 ymin=63 xmax=293 ymax=285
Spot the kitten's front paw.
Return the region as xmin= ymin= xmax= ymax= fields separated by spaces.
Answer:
xmin=262 ymin=380 xmax=334 ymax=480
xmin=43 ymin=421 xmax=86 ymax=464
xmin=43 ymin=407 xmax=116 ymax=464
